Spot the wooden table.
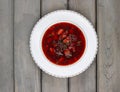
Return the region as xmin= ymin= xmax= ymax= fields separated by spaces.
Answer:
xmin=0 ymin=0 xmax=120 ymax=92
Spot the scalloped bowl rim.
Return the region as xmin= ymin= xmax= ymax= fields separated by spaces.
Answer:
xmin=30 ymin=10 xmax=98 ymax=78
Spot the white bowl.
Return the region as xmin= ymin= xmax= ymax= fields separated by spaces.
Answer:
xmin=30 ymin=10 xmax=98 ymax=78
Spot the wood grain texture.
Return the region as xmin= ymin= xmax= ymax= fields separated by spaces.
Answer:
xmin=42 ymin=0 xmax=67 ymax=15
xmin=42 ymin=73 xmax=68 ymax=92
xmin=42 ymin=0 xmax=68 ymax=92
xmin=97 ymin=0 xmax=120 ymax=92
xmin=14 ymin=0 xmax=41 ymax=92
xmin=69 ymin=0 xmax=96 ymax=92
xmin=0 ymin=0 xmax=13 ymax=92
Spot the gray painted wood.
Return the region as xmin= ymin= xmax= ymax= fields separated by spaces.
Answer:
xmin=1 ymin=0 xmax=120 ymax=92
xmin=0 ymin=0 xmax=13 ymax=92
xmin=97 ymin=0 xmax=120 ymax=92
xmin=42 ymin=0 xmax=67 ymax=15
xmin=42 ymin=0 xmax=68 ymax=92
xmin=69 ymin=0 xmax=96 ymax=92
xmin=42 ymin=73 xmax=68 ymax=92
xmin=14 ymin=0 xmax=41 ymax=92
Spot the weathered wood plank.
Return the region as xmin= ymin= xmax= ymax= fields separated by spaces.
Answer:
xmin=42 ymin=0 xmax=68 ymax=92
xmin=42 ymin=0 xmax=67 ymax=15
xmin=97 ymin=0 xmax=120 ymax=92
xmin=42 ymin=73 xmax=68 ymax=92
xmin=69 ymin=0 xmax=96 ymax=92
xmin=0 ymin=0 xmax=13 ymax=92
xmin=14 ymin=0 xmax=41 ymax=92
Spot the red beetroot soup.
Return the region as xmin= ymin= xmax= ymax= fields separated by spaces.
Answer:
xmin=42 ymin=22 xmax=86 ymax=66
